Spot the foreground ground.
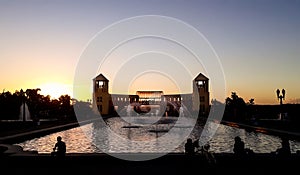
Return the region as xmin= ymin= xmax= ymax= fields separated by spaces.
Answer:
xmin=1 ymin=151 xmax=300 ymax=175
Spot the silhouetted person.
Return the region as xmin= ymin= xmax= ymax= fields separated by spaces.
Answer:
xmin=276 ymin=138 xmax=291 ymax=159
xmin=51 ymin=136 xmax=66 ymax=158
xmin=233 ymin=136 xmax=246 ymax=156
xmin=193 ymin=139 xmax=200 ymax=151
xmin=201 ymin=144 xmax=216 ymax=165
xmin=185 ymin=138 xmax=195 ymax=155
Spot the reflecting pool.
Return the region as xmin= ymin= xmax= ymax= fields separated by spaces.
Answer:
xmin=16 ymin=117 xmax=300 ymax=154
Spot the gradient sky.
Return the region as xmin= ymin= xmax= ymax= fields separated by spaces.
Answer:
xmin=1 ymin=0 xmax=299 ymax=104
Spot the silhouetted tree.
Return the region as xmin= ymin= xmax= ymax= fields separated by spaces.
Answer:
xmin=210 ymin=99 xmax=226 ymax=122
xmin=224 ymin=92 xmax=246 ymax=121
xmin=25 ymin=88 xmax=42 ymax=119
xmin=0 ymin=88 xmax=77 ymax=121
xmin=248 ymin=99 xmax=255 ymax=105
xmin=0 ymin=90 xmax=22 ymax=120
xmin=58 ymin=94 xmax=74 ymax=120
xmin=72 ymin=99 xmax=95 ymax=119
xmin=211 ymin=99 xmax=224 ymax=106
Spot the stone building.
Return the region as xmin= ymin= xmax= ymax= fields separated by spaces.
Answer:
xmin=92 ymin=73 xmax=210 ymax=117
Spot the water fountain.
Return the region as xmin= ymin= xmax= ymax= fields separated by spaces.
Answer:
xmin=18 ymin=102 xmax=31 ymax=121
xmin=121 ymin=105 xmax=142 ymax=128
xmin=126 ymin=104 xmax=131 ymax=116
xmin=120 ymin=103 xmax=194 ymax=135
xmin=179 ymin=106 xmax=184 ymax=117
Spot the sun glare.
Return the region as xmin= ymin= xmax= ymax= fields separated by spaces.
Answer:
xmin=39 ymin=83 xmax=72 ymax=99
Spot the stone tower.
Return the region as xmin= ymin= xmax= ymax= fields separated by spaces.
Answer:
xmin=192 ymin=73 xmax=210 ymax=116
xmin=93 ymin=73 xmax=110 ymax=115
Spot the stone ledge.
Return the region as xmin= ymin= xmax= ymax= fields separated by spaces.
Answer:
xmin=0 ymin=144 xmax=38 ymax=156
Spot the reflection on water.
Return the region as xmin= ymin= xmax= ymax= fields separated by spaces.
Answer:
xmin=16 ymin=117 xmax=300 ymax=154
xmin=207 ymin=122 xmax=297 ymax=153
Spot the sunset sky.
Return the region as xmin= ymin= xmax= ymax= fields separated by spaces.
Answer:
xmin=1 ymin=0 xmax=299 ymax=104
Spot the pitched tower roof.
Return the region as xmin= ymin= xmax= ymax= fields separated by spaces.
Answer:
xmin=194 ymin=73 xmax=209 ymax=81
xmin=94 ymin=73 xmax=109 ymax=81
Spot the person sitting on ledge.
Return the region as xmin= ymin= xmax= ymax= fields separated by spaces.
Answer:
xmin=275 ymin=138 xmax=291 ymax=159
xmin=201 ymin=143 xmax=216 ymax=165
xmin=233 ymin=136 xmax=246 ymax=156
xmin=51 ymin=136 xmax=66 ymax=157
xmin=185 ymin=138 xmax=195 ymax=155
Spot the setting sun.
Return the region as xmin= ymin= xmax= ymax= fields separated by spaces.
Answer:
xmin=38 ymin=83 xmax=72 ymax=99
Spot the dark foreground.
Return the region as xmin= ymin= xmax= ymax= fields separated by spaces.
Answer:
xmin=2 ymin=152 xmax=300 ymax=175
xmin=1 ymin=118 xmax=300 ymax=175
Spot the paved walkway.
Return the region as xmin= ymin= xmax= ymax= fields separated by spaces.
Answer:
xmin=2 ymin=151 xmax=300 ymax=175
xmin=0 ymin=143 xmax=38 ymax=156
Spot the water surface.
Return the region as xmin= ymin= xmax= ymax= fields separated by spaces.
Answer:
xmin=16 ymin=117 xmax=300 ymax=154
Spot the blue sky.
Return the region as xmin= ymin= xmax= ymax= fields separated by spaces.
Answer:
xmin=0 ymin=0 xmax=299 ymax=104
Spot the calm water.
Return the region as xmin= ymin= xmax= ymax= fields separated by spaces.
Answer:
xmin=16 ymin=117 xmax=300 ymax=154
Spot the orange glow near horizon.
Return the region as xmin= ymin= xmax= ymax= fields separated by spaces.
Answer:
xmin=126 ymin=72 xmax=182 ymax=95
xmin=38 ymin=83 xmax=73 ymax=100
xmin=1 ymin=79 xmax=297 ymax=105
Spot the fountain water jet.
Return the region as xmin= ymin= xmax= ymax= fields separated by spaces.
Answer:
xmin=18 ymin=102 xmax=31 ymax=121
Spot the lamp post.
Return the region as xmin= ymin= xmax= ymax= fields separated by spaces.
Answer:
xmin=276 ymin=89 xmax=285 ymax=105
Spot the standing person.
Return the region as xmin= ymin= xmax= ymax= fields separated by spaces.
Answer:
xmin=51 ymin=136 xmax=66 ymax=157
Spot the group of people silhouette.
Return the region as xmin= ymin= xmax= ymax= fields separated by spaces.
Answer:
xmin=233 ymin=136 xmax=291 ymax=159
xmin=50 ymin=135 xmax=292 ymax=161
xmin=184 ymin=136 xmax=292 ymax=162
xmin=184 ymin=138 xmax=216 ymax=164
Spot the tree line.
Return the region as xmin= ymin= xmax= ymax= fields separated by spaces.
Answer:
xmin=0 ymin=88 xmax=88 ymax=121
xmin=211 ymin=92 xmax=300 ymax=126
